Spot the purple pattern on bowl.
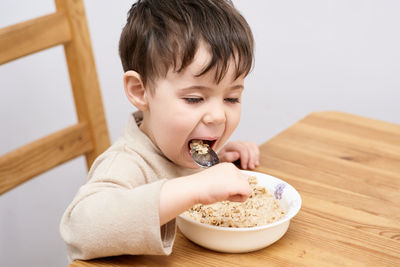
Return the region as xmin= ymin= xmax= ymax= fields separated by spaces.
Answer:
xmin=274 ymin=183 xmax=286 ymax=200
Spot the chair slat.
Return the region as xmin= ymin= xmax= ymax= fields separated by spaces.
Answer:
xmin=0 ymin=11 xmax=71 ymax=65
xmin=0 ymin=123 xmax=92 ymax=195
xmin=56 ymin=0 xmax=110 ymax=167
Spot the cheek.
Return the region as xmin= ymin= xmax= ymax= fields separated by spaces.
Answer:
xmin=164 ymin=120 xmax=191 ymax=139
xmin=152 ymin=106 xmax=197 ymax=148
xmin=228 ymin=107 xmax=241 ymax=131
xmin=233 ymin=108 xmax=241 ymax=126
xmin=216 ymin=108 xmax=241 ymax=150
xmin=155 ymin=114 xmax=198 ymax=166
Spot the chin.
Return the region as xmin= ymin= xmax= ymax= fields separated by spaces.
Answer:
xmin=170 ymin=156 xmax=200 ymax=169
xmin=188 ymin=164 xmax=201 ymax=169
xmin=181 ymin=161 xmax=201 ymax=169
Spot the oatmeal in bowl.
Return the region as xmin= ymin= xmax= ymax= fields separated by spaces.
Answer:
xmin=177 ymin=170 xmax=302 ymax=253
xmin=184 ymin=176 xmax=286 ymax=228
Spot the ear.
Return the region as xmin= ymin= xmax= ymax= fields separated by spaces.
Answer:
xmin=123 ymin=70 xmax=149 ymax=111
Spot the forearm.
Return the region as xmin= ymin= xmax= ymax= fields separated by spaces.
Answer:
xmin=61 ymin=180 xmax=171 ymax=260
xmin=159 ymin=163 xmax=253 ymax=225
xmin=159 ymin=176 xmax=197 ymax=225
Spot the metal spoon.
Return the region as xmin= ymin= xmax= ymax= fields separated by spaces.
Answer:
xmin=190 ymin=141 xmax=220 ymax=168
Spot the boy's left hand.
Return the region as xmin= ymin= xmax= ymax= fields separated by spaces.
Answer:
xmin=218 ymin=141 xmax=260 ymax=170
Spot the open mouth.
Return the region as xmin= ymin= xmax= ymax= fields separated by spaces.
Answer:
xmin=188 ymin=139 xmax=217 ymax=154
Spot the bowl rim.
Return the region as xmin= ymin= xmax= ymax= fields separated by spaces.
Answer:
xmin=178 ymin=170 xmax=302 ymax=232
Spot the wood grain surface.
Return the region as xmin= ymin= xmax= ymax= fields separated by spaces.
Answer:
xmin=0 ymin=12 xmax=71 ymax=64
xmin=69 ymin=111 xmax=400 ymax=267
xmin=0 ymin=0 xmax=110 ymax=194
xmin=55 ymin=0 xmax=110 ymax=167
xmin=0 ymin=123 xmax=92 ymax=195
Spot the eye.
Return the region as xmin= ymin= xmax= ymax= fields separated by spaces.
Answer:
xmin=224 ymin=97 xmax=240 ymax=103
xmin=184 ymin=97 xmax=204 ymax=104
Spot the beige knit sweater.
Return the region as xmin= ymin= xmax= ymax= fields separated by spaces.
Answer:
xmin=60 ymin=112 xmax=196 ymax=261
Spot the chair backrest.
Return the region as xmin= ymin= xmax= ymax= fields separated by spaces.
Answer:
xmin=0 ymin=0 xmax=111 ymax=195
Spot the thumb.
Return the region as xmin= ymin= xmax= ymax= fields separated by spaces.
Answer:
xmin=228 ymin=193 xmax=249 ymax=202
xmin=219 ymin=151 xmax=240 ymax=163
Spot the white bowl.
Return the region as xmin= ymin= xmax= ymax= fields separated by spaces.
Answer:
xmin=177 ymin=170 xmax=302 ymax=253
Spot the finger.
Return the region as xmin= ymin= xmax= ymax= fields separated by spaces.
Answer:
xmin=219 ymin=151 xmax=240 ymax=163
xmin=248 ymin=143 xmax=260 ymax=169
xmin=253 ymin=143 xmax=260 ymax=162
xmin=220 ymin=142 xmax=254 ymax=169
xmin=227 ymin=142 xmax=249 ymax=169
xmin=239 ymin=146 xmax=250 ymax=169
xmin=240 ymin=142 xmax=257 ymax=169
xmin=228 ymin=193 xmax=249 ymax=202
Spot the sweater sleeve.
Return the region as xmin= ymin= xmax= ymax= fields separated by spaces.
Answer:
xmin=59 ymin=152 xmax=176 ymax=261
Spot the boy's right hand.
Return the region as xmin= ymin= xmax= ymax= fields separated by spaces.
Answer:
xmin=189 ymin=162 xmax=253 ymax=205
xmin=159 ymin=162 xmax=252 ymax=225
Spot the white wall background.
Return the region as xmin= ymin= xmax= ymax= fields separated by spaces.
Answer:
xmin=1 ymin=0 xmax=399 ymax=266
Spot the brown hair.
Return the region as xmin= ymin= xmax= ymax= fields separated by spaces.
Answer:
xmin=119 ymin=0 xmax=254 ymax=89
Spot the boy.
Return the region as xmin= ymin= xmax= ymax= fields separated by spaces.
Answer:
xmin=60 ymin=0 xmax=259 ymax=261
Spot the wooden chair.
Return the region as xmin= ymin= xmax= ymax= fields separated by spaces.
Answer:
xmin=0 ymin=0 xmax=111 ymax=195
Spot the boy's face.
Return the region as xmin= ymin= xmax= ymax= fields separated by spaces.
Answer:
xmin=140 ymin=45 xmax=244 ymax=169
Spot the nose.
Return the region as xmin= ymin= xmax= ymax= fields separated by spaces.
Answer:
xmin=202 ymin=100 xmax=226 ymax=125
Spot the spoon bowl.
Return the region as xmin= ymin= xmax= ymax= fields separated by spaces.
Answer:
xmin=191 ymin=148 xmax=220 ymax=168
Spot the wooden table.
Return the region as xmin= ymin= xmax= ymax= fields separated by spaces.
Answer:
xmin=69 ymin=111 xmax=400 ymax=267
